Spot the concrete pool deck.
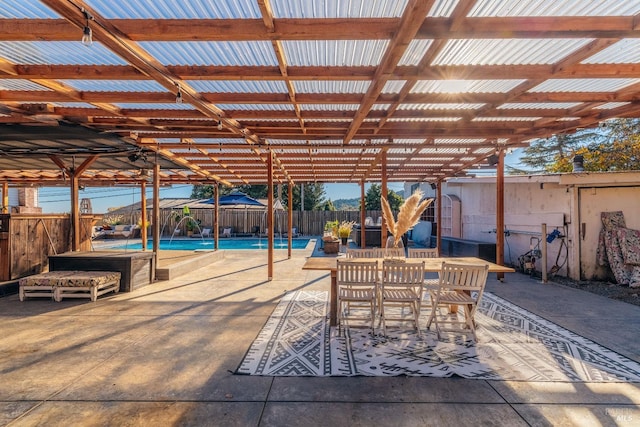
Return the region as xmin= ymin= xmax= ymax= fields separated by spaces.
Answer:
xmin=1 ymin=244 xmax=639 ymax=426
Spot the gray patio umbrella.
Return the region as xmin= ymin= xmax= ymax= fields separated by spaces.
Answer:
xmin=205 ymin=191 xmax=266 ymax=208
xmin=205 ymin=192 xmax=266 ymax=233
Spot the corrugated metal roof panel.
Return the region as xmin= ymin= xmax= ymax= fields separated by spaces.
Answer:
xmin=555 ymin=117 xmax=581 ymax=121
xmin=216 ymin=104 xmax=294 ymax=111
xmin=187 ymin=80 xmax=288 ymax=93
xmin=498 ymin=102 xmax=582 ymax=109
xmin=398 ymin=103 xmax=485 ymax=110
xmin=435 ymin=138 xmax=485 ymax=144
xmin=398 ymin=40 xmax=433 ymax=66
xmin=582 ymin=39 xmax=640 ymax=64
xmin=382 ymin=80 xmax=407 ymax=94
xmin=0 ymin=79 xmax=52 ymax=91
xmin=529 ymin=78 xmax=640 ymax=92
xmin=469 ymin=0 xmax=640 ymax=17
xmin=388 ymin=117 xmax=462 ymax=122
xmin=281 ymin=40 xmax=389 ymax=66
xmin=115 ymin=103 xmax=196 ymax=109
xmin=293 ymin=81 xmax=371 ymax=94
xmin=52 ymin=103 xmax=98 ymax=108
xmin=139 ymin=41 xmax=278 ymax=66
xmin=412 ymin=79 xmax=524 ymax=93
xmin=61 ymin=80 xmax=167 ymax=92
xmin=271 ymin=0 xmax=409 ymax=18
xmin=370 ymin=104 xmax=392 ymax=110
xmin=0 ymin=41 xmax=127 ymax=65
xmin=86 ymin=0 xmax=261 ymax=18
xmin=594 ymin=102 xmax=631 ymax=109
xmin=473 ymin=117 xmax=542 ymax=121
xmin=1 ymin=0 xmax=59 ymax=18
xmin=432 ymin=39 xmax=592 ymax=65
xmin=299 ymin=104 xmax=360 ymax=111
xmin=428 ymin=0 xmax=460 ymax=17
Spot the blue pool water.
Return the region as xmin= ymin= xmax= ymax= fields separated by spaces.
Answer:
xmin=110 ymin=238 xmax=311 ymax=251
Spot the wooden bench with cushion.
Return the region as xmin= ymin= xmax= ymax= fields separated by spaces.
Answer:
xmin=19 ymin=271 xmax=121 ymax=302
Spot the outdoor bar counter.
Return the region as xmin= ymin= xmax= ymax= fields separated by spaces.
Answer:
xmin=49 ymin=251 xmax=154 ymax=292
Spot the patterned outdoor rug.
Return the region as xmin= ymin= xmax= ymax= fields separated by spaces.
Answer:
xmin=236 ymin=290 xmax=640 ymax=381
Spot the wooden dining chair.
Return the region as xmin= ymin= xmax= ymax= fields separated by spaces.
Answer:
xmin=345 ymin=248 xmax=378 ymax=259
xmin=336 ymin=259 xmax=379 ymax=335
xmin=379 ymin=260 xmax=425 ymax=335
xmin=407 ymin=248 xmax=440 ymax=289
xmin=407 ymin=248 xmax=439 ymax=258
xmin=425 ymin=262 xmax=489 ymax=342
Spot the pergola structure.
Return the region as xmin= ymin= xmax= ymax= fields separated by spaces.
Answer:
xmin=2 ymin=0 xmax=640 ymax=277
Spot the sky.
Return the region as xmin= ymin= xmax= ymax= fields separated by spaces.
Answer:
xmin=36 ymin=150 xmax=523 ymax=214
xmin=37 ymin=182 xmax=406 ymax=214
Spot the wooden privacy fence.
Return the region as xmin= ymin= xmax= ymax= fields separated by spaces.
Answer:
xmin=1 ymin=214 xmax=96 ymax=280
xmin=152 ymin=209 xmax=383 ymax=236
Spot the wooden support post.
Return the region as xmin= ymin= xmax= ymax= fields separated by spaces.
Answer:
xmin=140 ymin=181 xmax=147 ymax=250
xmin=436 ymin=181 xmax=442 ymax=254
xmin=381 ymin=150 xmax=388 ymax=245
xmin=541 ymin=223 xmax=548 ymax=284
xmin=214 ymin=183 xmax=219 ymax=250
xmin=360 ymin=181 xmax=366 ymax=248
xmin=1 ymin=182 xmax=8 ymax=213
xmin=496 ymin=149 xmax=505 ymax=281
xmin=287 ymin=184 xmax=293 ymax=258
xmin=71 ymin=174 xmax=80 ymax=251
xmin=152 ymin=162 xmax=160 ymax=279
xmin=267 ymin=151 xmax=274 ymax=281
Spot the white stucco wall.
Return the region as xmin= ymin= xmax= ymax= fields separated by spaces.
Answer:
xmin=406 ymin=171 xmax=640 ymax=282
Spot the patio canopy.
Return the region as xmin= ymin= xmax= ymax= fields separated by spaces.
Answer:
xmin=205 ymin=192 xmax=266 ymax=209
xmin=2 ymin=1 xmax=640 ymax=186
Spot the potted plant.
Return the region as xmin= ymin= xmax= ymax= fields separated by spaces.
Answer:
xmin=323 ymin=220 xmax=340 ymax=254
xmin=338 ymin=221 xmax=355 ymax=245
xmin=185 ymin=218 xmax=199 ymax=237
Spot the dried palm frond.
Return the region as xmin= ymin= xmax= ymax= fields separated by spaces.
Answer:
xmin=382 ymin=190 xmax=433 ymax=247
xmin=381 ymin=196 xmax=396 ymax=237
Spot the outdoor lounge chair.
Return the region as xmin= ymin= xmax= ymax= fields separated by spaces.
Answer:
xmin=221 ymin=227 xmax=233 ymax=238
xmin=283 ymin=227 xmax=300 ymax=238
xmin=191 ymin=228 xmax=212 ymax=238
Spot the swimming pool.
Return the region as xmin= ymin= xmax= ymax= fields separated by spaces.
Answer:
xmin=110 ymin=238 xmax=312 ymax=251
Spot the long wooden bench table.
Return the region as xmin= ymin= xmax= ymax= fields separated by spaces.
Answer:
xmin=302 ymin=256 xmax=515 ymax=327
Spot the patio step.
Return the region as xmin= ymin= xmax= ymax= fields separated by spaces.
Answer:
xmin=155 ymin=250 xmax=225 ymax=281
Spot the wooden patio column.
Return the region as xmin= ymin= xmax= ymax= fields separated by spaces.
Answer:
xmin=496 ymin=149 xmax=506 ymax=280
xmin=70 ymin=173 xmax=80 ymax=251
xmin=140 ymin=181 xmax=147 ymax=250
xmin=381 ymin=150 xmax=388 ymax=245
xmin=152 ymin=162 xmax=160 ymax=275
xmin=360 ymin=181 xmax=366 ymax=248
xmin=62 ymin=155 xmax=95 ymax=252
xmin=214 ymin=183 xmax=219 ymax=250
xmin=287 ymin=184 xmax=293 ymax=259
xmin=1 ymin=182 xmax=8 ymax=213
xmin=267 ymin=151 xmax=274 ymax=280
xmin=436 ymin=181 xmax=442 ymax=253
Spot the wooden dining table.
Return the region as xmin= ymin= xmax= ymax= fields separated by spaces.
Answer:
xmin=302 ymin=256 xmax=516 ymax=327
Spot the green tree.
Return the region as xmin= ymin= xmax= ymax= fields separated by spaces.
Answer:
xmin=322 ymin=199 xmax=336 ymax=211
xmin=515 ymin=119 xmax=640 ymax=173
xmin=364 ymin=183 xmax=403 ymax=210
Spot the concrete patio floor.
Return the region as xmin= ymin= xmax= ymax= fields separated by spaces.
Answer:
xmin=1 ymin=245 xmax=639 ymax=426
